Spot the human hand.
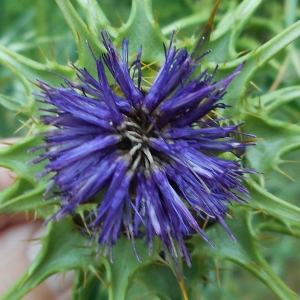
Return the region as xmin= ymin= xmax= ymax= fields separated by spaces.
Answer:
xmin=0 ymin=140 xmax=73 ymax=300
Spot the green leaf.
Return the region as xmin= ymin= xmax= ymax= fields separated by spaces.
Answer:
xmin=72 ymin=269 xmax=104 ymax=300
xmin=0 ymin=137 xmax=44 ymax=185
xmin=0 ymin=93 xmax=25 ymax=111
xmin=0 ymin=181 xmax=56 ymax=215
xmin=126 ymin=263 xmax=182 ymax=300
xmin=259 ymin=218 xmax=300 ymax=239
xmin=104 ymin=236 xmax=160 ymax=300
xmin=76 ymin=0 xmax=118 ymax=37
xmin=191 ymin=0 xmax=220 ymax=56
xmin=251 ymin=86 xmax=300 ymax=113
xmin=1 ymin=214 xmax=163 ymax=300
xmin=0 ymin=43 xmax=74 ymax=87
xmin=56 ymin=0 xmax=106 ymax=69
xmin=117 ymin=0 xmax=167 ymax=64
xmin=248 ymin=181 xmax=300 ymax=223
xmin=213 ymin=19 xmax=300 ymax=115
xmin=208 ymin=0 xmax=263 ymax=62
xmin=0 ymin=137 xmax=57 ymax=215
xmin=1 ymin=217 xmax=97 ymax=300
xmin=194 ymin=207 xmax=298 ymax=300
xmin=244 ymin=115 xmax=300 ymax=174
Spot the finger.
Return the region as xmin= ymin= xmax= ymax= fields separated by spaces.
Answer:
xmin=0 ymin=217 xmax=73 ymax=300
xmin=0 ymin=139 xmax=73 ymax=299
xmin=0 ymin=139 xmax=19 ymax=190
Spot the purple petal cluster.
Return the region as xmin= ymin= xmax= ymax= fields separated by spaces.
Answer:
xmin=31 ymin=31 xmax=255 ymax=264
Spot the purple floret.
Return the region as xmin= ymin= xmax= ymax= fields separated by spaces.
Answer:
xmin=30 ymin=31 xmax=255 ymax=265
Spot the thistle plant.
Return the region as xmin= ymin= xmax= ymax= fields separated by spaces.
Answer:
xmin=1 ymin=0 xmax=300 ymax=299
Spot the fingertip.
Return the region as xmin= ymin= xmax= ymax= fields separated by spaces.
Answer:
xmin=0 ymin=138 xmax=20 ymax=190
xmin=0 ymin=166 xmax=16 ymax=190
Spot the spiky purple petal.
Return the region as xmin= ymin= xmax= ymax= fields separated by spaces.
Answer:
xmin=31 ymin=30 xmax=256 ymax=265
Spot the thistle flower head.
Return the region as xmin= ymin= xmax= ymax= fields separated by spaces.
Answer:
xmin=31 ymin=31 xmax=255 ymax=265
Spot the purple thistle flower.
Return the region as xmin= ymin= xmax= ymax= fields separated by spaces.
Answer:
xmin=30 ymin=31 xmax=255 ymax=265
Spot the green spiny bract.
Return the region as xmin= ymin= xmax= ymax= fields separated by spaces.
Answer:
xmin=0 ymin=1 xmax=300 ymax=299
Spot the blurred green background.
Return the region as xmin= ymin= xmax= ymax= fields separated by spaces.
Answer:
xmin=0 ymin=0 xmax=300 ymax=299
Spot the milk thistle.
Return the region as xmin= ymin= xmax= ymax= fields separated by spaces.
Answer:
xmin=30 ymin=31 xmax=254 ymax=265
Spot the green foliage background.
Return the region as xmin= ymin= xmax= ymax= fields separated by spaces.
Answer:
xmin=0 ymin=0 xmax=300 ymax=299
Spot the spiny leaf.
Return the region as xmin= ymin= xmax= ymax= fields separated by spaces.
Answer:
xmin=116 ymin=0 xmax=167 ymax=64
xmin=1 ymin=217 xmax=97 ymax=300
xmin=56 ymin=0 xmax=106 ymax=69
xmin=194 ymin=207 xmax=298 ymax=300
xmin=212 ymin=19 xmax=300 ymax=115
xmin=207 ymin=0 xmax=263 ymax=63
xmin=244 ymin=115 xmax=300 ymax=174
xmin=248 ymin=181 xmax=300 ymax=223
xmin=0 ymin=137 xmax=44 ymax=185
xmin=76 ymin=0 xmax=118 ymax=37
xmin=250 ymin=86 xmax=300 ymax=113
xmin=192 ymin=0 xmax=220 ymax=56
xmin=0 ymin=181 xmax=56 ymax=215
